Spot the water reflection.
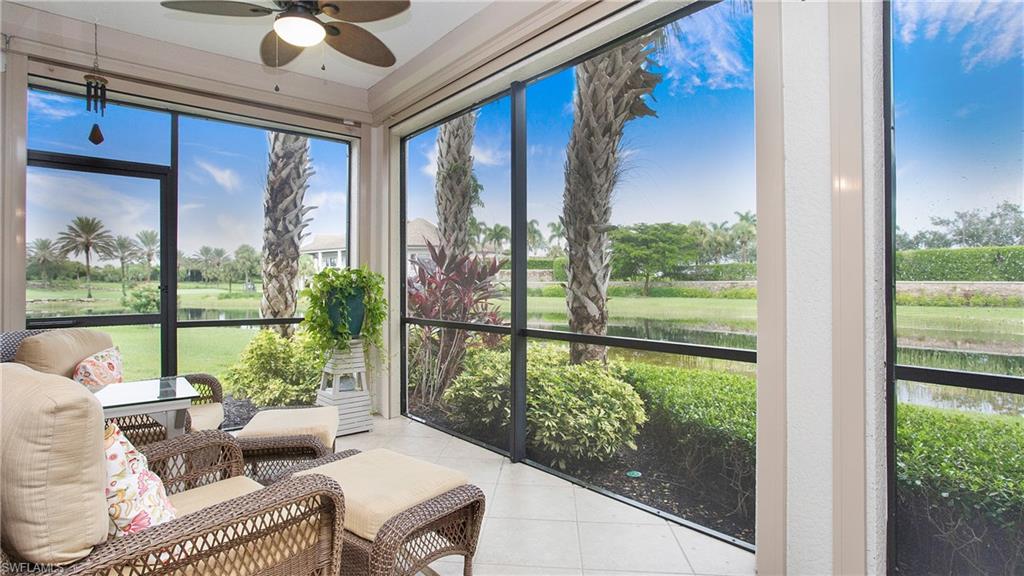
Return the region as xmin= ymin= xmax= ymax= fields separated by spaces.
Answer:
xmin=898 ymin=381 xmax=1024 ymax=416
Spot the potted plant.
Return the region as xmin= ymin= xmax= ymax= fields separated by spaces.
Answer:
xmin=301 ymin=266 xmax=387 ymax=359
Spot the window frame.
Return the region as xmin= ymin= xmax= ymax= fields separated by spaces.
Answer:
xmin=24 ymin=84 xmax=355 ymax=381
xmin=882 ymin=2 xmax=1024 ymax=573
xmin=399 ymin=0 xmax=757 ymax=553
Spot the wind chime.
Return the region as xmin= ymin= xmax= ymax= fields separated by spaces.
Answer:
xmin=84 ymin=23 xmax=108 ymax=145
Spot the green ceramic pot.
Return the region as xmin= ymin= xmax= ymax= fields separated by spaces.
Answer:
xmin=327 ymin=287 xmax=365 ymax=339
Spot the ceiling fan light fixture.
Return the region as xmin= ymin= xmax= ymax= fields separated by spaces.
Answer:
xmin=273 ymin=9 xmax=325 ymax=47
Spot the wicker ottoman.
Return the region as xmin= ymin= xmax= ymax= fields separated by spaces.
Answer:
xmin=287 ymin=449 xmax=486 ymax=576
xmin=237 ymin=406 xmax=339 ymax=484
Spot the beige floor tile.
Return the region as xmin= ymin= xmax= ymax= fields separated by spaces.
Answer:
xmin=578 ymin=523 xmax=692 ymax=574
xmin=670 ymin=526 xmax=754 ymax=576
xmin=438 ymin=438 xmax=506 ymax=460
xmin=573 ymin=487 xmax=665 ymax=525
xmin=476 ymin=518 xmax=582 ymax=569
xmin=431 ymin=560 xmax=582 ymax=576
xmin=488 ymin=483 xmax=577 ymax=521
xmin=497 ymin=462 xmax=573 ymax=487
xmin=336 ymin=431 xmax=387 ymax=452
xmin=436 ymin=457 xmax=505 ymax=485
xmin=383 ymin=434 xmax=451 ymax=458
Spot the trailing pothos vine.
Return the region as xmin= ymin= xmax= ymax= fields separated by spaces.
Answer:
xmin=300 ymin=266 xmax=387 ymax=358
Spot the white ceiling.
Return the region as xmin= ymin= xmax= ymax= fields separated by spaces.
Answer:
xmin=17 ymin=0 xmax=492 ymax=89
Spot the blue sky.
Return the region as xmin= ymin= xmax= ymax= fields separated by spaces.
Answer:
xmin=25 ymin=1 xmax=1023 ymax=257
xmin=893 ymin=0 xmax=1023 ymax=234
xmin=26 ymin=93 xmax=348 ymax=259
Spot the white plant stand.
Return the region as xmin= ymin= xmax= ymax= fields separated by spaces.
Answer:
xmin=316 ymin=340 xmax=373 ymax=436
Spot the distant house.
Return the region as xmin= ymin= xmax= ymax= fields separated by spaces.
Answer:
xmin=301 ymin=218 xmax=439 ymax=273
xmin=301 ymin=234 xmax=347 ymax=273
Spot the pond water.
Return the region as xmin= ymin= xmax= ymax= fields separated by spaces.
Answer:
xmin=528 ymin=315 xmax=758 ymax=349
xmin=898 ymin=381 xmax=1024 ymax=417
xmin=177 ymin=308 xmax=261 ymax=321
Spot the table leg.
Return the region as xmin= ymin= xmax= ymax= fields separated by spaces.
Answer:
xmin=166 ymin=408 xmax=188 ymax=438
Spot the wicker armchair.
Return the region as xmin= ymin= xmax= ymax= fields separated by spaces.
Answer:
xmin=286 ymin=450 xmax=486 ymax=576
xmin=118 ymin=372 xmax=226 ymax=446
xmin=0 ymin=431 xmax=347 ymax=576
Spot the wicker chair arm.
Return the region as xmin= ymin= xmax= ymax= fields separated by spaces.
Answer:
xmin=237 ymin=435 xmax=333 ymax=459
xmin=141 ymin=430 xmax=244 ymax=494
xmin=53 ymin=474 xmax=346 ymax=576
xmin=282 ymin=449 xmax=362 ymax=477
xmin=369 ymin=484 xmax=487 ymax=570
xmin=181 ymin=373 xmax=223 ymax=404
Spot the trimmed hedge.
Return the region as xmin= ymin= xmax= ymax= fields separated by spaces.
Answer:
xmin=500 ymin=257 xmax=557 ymax=271
xmin=611 ymin=363 xmax=757 ymax=514
xmin=673 ymin=263 xmax=757 ymax=281
xmin=443 ymin=343 xmax=646 ymax=469
xmin=526 ymin=285 xmax=758 ymax=300
xmin=895 ymin=403 xmax=1024 ymax=574
xmin=552 ymin=257 xmax=569 ymax=282
xmin=895 ymin=291 xmax=1024 ymax=308
xmin=895 ymin=246 xmax=1024 ymax=282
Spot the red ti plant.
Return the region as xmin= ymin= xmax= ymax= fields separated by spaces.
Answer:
xmin=407 ymin=241 xmax=505 ymax=405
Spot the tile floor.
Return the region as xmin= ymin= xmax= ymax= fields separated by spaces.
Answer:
xmin=336 ymin=416 xmax=755 ymax=576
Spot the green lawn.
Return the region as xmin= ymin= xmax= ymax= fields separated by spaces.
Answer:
xmin=104 ymin=325 xmax=258 ymax=382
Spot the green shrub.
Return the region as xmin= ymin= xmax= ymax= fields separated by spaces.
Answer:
xmin=895 ymin=403 xmax=1024 ymax=574
xmin=527 ymin=285 xmax=566 ymax=298
xmin=895 ymin=291 xmax=1024 ymax=308
xmin=443 ymin=343 xmax=646 ymax=469
xmin=552 ymin=257 xmax=569 ymax=282
xmin=224 ymin=329 xmax=322 ymax=407
xmin=124 ymin=285 xmax=160 ymax=313
xmin=611 ymin=363 xmax=756 ymax=513
xmin=895 ymin=246 xmax=1024 ymax=281
xmin=499 ymin=258 xmax=557 ymax=271
xmin=673 ymin=263 xmax=756 ymax=281
xmin=217 ymin=291 xmax=256 ymax=300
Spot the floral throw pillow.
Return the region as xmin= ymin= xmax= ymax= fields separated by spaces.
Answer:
xmin=74 ymin=346 xmax=124 ymax=391
xmin=104 ymin=422 xmax=177 ymax=537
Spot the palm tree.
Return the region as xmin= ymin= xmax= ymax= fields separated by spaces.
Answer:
xmin=105 ymin=236 xmax=142 ymax=297
xmin=468 ymin=216 xmax=488 ymax=252
xmin=434 ymin=113 xmax=478 ymax=258
xmin=485 ymin=224 xmax=511 ymax=254
xmin=732 ymin=211 xmax=757 ymax=263
xmin=55 ymin=216 xmax=115 ymax=299
xmin=561 ymin=32 xmax=662 ymax=364
xmin=708 ymin=221 xmax=733 ymax=263
xmin=527 ymin=219 xmax=547 ymax=255
xmin=196 ymin=246 xmax=229 ymax=286
xmin=28 ymin=238 xmax=60 ymax=285
xmin=136 ymin=230 xmax=160 ymax=280
xmin=261 ymin=132 xmax=314 ymax=337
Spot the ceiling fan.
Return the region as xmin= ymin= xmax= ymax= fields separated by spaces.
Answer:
xmin=159 ymin=0 xmax=409 ymax=67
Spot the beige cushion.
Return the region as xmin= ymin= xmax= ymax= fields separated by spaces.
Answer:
xmin=14 ymin=328 xmax=114 ymax=378
xmin=188 ymin=402 xmax=224 ymax=431
xmin=0 ymin=363 xmax=108 ymax=565
xmin=168 ymin=475 xmax=264 ymax=517
xmin=237 ymin=407 xmax=338 ymax=449
xmin=297 ymin=449 xmax=468 ymax=541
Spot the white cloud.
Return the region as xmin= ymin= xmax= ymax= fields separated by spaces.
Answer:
xmin=28 ymin=91 xmax=80 ymax=120
xmin=307 ymin=190 xmax=346 ymax=211
xmin=421 ymin=141 xmax=439 ymax=178
xmin=657 ymin=7 xmax=752 ymax=95
xmin=179 ymin=202 xmax=205 ymax=213
xmin=471 ymin=143 xmax=509 ymax=166
xmin=896 ymin=0 xmax=1023 ymax=71
xmin=195 ymin=159 xmax=241 ymax=192
xmin=954 ymin=103 xmax=978 ymax=118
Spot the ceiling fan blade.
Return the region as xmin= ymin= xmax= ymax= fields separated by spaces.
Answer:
xmin=318 ymin=0 xmax=409 ymax=23
xmin=324 ymin=22 xmax=396 ymax=67
xmin=160 ymin=1 xmax=273 ymax=17
xmin=260 ymin=31 xmax=305 ymax=67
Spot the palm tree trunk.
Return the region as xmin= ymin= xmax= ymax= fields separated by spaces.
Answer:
xmin=85 ymin=251 xmax=93 ymax=299
xmin=562 ymin=33 xmax=661 ymax=364
xmin=435 ymin=113 xmax=477 ymax=259
xmin=261 ymin=132 xmax=314 ymax=338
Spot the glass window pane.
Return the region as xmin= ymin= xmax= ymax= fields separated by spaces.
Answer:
xmin=177 ymin=326 xmax=261 ymax=428
xmin=403 ymin=97 xmax=512 ymax=325
xmin=102 ymin=324 xmax=162 ymax=381
xmin=28 ymin=87 xmax=171 ymax=165
xmin=895 ymin=384 xmax=1024 ymax=573
xmin=525 ymin=341 xmax=755 ymax=543
xmin=525 ymin=1 xmax=756 ymax=349
xmin=892 ymin=1 xmax=1023 ymax=377
xmin=406 ymin=326 xmax=510 ymax=452
xmin=26 ymin=166 xmax=161 ymax=319
xmin=177 ymin=115 xmax=349 ymax=322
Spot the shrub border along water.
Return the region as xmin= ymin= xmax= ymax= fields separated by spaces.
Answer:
xmin=895 ymin=246 xmax=1024 ymax=282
